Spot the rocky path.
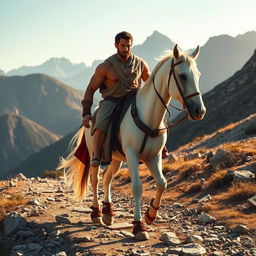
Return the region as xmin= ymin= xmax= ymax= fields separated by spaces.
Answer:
xmin=0 ymin=175 xmax=256 ymax=256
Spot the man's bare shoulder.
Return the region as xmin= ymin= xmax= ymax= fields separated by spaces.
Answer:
xmin=95 ymin=61 xmax=112 ymax=74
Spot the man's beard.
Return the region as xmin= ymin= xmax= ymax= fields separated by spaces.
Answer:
xmin=118 ymin=49 xmax=130 ymax=59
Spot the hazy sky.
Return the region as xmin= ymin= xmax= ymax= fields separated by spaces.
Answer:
xmin=0 ymin=0 xmax=255 ymax=72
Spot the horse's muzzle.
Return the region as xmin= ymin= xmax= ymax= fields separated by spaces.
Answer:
xmin=187 ymin=103 xmax=206 ymax=121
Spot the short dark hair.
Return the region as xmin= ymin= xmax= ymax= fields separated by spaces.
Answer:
xmin=115 ymin=31 xmax=133 ymax=44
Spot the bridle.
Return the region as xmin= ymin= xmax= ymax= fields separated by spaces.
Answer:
xmin=129 ymin=56 xmax=201 ymax=154
xmin=153 ymin=57 xmax=201 ymax=128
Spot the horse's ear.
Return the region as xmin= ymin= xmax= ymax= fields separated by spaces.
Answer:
xmin=173 ymin=44 xmax=180 ymax=59
xmin=191 ymin=45 xmax=200 ymax=59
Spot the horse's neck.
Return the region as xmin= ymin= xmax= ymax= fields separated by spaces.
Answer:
xmin=136 ymin=69 xmax=171 ymax=130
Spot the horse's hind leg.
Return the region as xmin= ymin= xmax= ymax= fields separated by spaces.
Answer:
xmin=144 ymin=154 xmax=167 ymax=224
xmin=90 ymin=166 xmax=102 ymax=224
xmin=102 ymin=159 xmax=122 ymax=226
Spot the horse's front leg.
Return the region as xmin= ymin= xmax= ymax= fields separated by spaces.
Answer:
xmin=90 ymin=166 xmax=102 ymax=224
xmin=144 ymin=154 xmax=167 ymax=224
xmin=102 ymin=159 xmax=122 ymax=226
xmin=126 ymin=148 xmax=149 ymax=240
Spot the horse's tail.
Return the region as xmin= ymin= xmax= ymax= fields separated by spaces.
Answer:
xmin=57 ymin=126 xmax=90 ymax=201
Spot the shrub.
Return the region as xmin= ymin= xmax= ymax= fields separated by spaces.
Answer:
xmin=227 ymin=182 xmax=256 ymax=202
xmin=43 ymin=170 xmax=63 ymax=179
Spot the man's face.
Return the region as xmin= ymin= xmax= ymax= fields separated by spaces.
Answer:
xmin=115 ymin=38 xmax=132 ymax=59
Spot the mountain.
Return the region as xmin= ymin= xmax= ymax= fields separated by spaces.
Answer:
xmin=0 ymin=114 xmax=61 ymax=178
xmin=7 ymin=57 xmax=86 ymax=82
xmin=167 ymin=49 xmax=256 ymax=151
xmin=5 ymin=31 xmax=256 ymax=93
xmin=132 ymin=30 xmax=175 ymax=70
xmin=0 ymin=74 xmax=84 ymax=135
xmin=0 ymin=69 xmax=5 ymax=76
xmin=9 ymin=131 xmax=75 ymax=178
xmin=197 ymin=31 xmax=256 ymax=93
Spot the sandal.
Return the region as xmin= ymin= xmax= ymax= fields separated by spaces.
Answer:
xmin=145 ymin=198 xmax=159 ymax=225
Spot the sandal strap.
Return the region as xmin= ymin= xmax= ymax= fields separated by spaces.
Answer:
xmin=150 ymin=198 xmax=159 ymax=210
xmin=90 ymin=206 xmax=102 ymax=218
xmin=132 ymin=221 xmax=147 ymax=234
xmin=102 ymin=202 xmax=114 ymax=216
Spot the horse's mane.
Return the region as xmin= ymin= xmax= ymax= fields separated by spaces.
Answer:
xmin=143 ymin=50 xmax=196 ymax=88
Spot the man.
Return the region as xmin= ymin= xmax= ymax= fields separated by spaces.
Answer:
xmin=82 ymin=31 xmax=168 ymax=167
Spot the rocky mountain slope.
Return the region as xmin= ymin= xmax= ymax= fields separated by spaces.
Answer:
xmin=167 ymin=49 xmax=256 ymax=151
xmin=0 ymin=114 xmax=61 ymax=178
xmin=0 ymin=74 xmax=83 ymax=135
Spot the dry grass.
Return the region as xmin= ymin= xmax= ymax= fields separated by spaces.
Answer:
xmin=43 ymin=170 xmax=63 ymax=179
xmin=207 ymin=170 xmax=232 ymax=190
xmin=197 ymin=203 xmax=215 ymax=213
xmin=227 ymin=182 xmax=256 ymax=202
xmin=0 ymin=193 xmax=26 ymax=223
xmin=186 ymin=181 xmax=204 ymax=194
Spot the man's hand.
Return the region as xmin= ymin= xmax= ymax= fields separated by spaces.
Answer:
xmin=83 ymin=114 xmax=92 ymax=128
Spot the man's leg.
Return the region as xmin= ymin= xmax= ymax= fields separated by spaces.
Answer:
xmin=91 ymin=129 xmax=106 ymax=167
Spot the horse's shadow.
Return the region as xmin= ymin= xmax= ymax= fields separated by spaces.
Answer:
xmin=6 ymin=219 xmax=149 ymax=256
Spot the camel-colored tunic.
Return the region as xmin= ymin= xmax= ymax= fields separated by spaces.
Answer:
xmin=92 ymin=54 xmax=144 ymax=163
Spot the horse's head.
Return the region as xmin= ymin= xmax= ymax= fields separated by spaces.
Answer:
xmin=168 ymin=44 xmax=206 ymax=120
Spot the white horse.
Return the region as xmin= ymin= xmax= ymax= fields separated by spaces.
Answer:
xmin=58 ymin=44 xmax=206 ymax=240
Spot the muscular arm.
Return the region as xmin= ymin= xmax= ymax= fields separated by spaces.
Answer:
xmin=82 ymin=63 xmax=107 ymax=127
xmin=83 ymin=63 xmax=106 ymax=101
xmin=141 ymin=60 xmax=151 ymax=82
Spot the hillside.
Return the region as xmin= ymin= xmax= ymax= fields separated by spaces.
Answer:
xmin=9 ymin=131 xmax=75 ymax=178
xmin=0 ymin=114 xmax=61 ymax=178
xmin=167 ymin=49 xmax=256 ymax=151
xmin=197 ymin=31 xmax=256 ymax=93
xmin=0 ymin=74 xmax=84 ymax=135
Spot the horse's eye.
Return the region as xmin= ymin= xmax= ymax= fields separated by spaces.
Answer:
xmin=179 ymin=73 xmax=187 ymax=81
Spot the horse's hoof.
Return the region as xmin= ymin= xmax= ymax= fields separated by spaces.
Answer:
xmin=135 ymin=231 xmax=149 ymax=240
xmin=102 ymin=214 xmax=114 ymax=226
xmin=92 ymin=217 xmax=102 ymax=224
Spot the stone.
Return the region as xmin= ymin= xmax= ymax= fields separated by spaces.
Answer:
xmin=191 ymin=235 xmax=204 ymax=242
xmin=27 ymin=243 xmax=43 ymax=251
xmin=169 ymin=153 xmax=178 ymax=162
xmin=195 ymin=194 xmax=212 ymax=203
xmin=198 ymin=212 xmax=216 ymax=224
xmin=231 ymin=225 xmax=249 ymax=234
xmin=13 ymin=173 xmax=27 ymax=180
xmin=184 ymin=152 xmax=202 ymax=161
xmin=160 ymin=232 xmax=180 ymax=246
xmin=27 ymin=198 xmax=43 ymax=206
xmin=55 ymin=215 xmax=71 ymax=224
xmin=182 ymin=243 xmax=207 ymax=255
xmin=16 ymin=230 xmax=34 ymax=238
xmin=3 ymin=212 xmax=27 ymax=236
xmin=248 ymin=195 xmax=256 ymax=207
xmin=227 ymin=169 xmax=255 ymax=182
xmin=166 ymin=247 xmax=182 ymax=254
xmin=172 ymin=203 xmax=182 ymax=208
xmin=210 ymin=148 xmax=234 ymax=169
xmin=119 ymin=230 xmax=134 ymax=238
